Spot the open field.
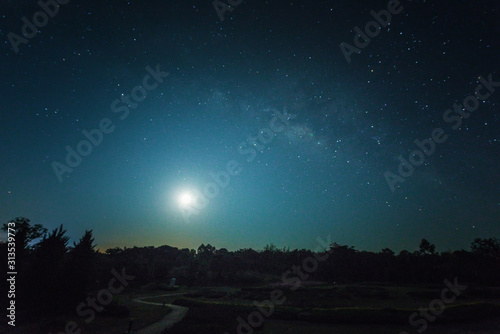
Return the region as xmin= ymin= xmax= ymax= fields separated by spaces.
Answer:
xmin=4 ymin=284 xmax=500 ymax=333
xmin=166 ymin=284 xmax=500 ymax=334
xmin=263 ymin=318 xmax=500 ymax=334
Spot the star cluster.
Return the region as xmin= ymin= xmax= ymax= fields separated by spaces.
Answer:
xmin=0 ymin=0 xmax=498 ymax=252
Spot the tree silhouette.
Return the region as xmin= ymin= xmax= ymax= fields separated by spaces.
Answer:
xmin=32 ymin=225 xmax=70 ymax=311
xmin=2 ymin=217 xmax=46 ymax=263
xmin=68 ymin=230 xmax=98 ymax=303
xmin=105 ymin=246 xmax=124 ymax=256
xmin=419 ymin=238 xmax=436 ymax=255
xmin=471 ymin=237 xmax=500 ymax=258
xmin=381 ymin=248 xmax=395 ymax=256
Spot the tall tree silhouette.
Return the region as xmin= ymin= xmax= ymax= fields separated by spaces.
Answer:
xmin=33 ymin=225 xmax=70 ymax=311
xmin=68 ymin=230 xmax=97 ymax=304
xmin=419 ymin=238 xmax=436 ymax=255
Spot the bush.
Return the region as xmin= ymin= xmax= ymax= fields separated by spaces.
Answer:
xmin=100 ymin=302 xmax=130 ymax=317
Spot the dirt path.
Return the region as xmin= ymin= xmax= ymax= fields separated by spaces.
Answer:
xmin=133 ymin=293 xmax=189 ymax=334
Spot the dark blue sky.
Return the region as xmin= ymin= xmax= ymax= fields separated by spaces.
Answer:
xmin=1 ymin=0 xmax=499 ymax=252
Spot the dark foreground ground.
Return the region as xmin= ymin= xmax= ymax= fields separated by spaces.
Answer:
xmin=4 ymin=284 xmax=500 ymax=333
xmin=165 ymin=284 xmax=500 ymax=334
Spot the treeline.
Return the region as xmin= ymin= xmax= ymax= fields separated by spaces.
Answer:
xmin=1 ymin=217 xmax=500 ymax=319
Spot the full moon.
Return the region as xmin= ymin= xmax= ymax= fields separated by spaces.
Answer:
xmin=178 ymin=191 xmax=194 ymax=207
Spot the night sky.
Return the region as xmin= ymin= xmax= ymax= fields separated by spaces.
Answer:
xmin=1 ymin=0 xmax=499 ymax=253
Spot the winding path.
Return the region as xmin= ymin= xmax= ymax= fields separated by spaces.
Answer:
xmin=133 ymin=292 xmax=189 ymax=334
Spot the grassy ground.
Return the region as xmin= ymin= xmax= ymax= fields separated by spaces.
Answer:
xmin=263 ymin=318 xmax=500 ymax=334
xmin=167 ymin=284 xmax=500 ymax=334
xmin=6 ymin=285 xmax=500 ymax=333
xmin=7 ymin=290 xmax=173 ymax=334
